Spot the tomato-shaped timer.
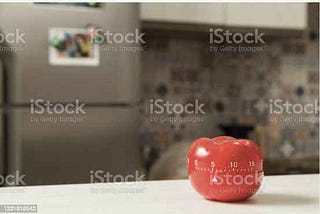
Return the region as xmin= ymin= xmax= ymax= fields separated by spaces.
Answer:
xmin=188 ymin=136 xmax=263 ymax=202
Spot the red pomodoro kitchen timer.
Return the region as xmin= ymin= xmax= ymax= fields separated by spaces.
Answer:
xmin=188 ymin=136 xmax=263 ymax=202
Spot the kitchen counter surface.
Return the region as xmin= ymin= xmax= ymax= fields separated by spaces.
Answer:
xmin=0 ymin=174 xmax=318 ymax=214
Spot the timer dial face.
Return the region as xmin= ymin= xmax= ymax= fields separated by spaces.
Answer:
xmin=188 ymin=136 xmax=263 ymax=202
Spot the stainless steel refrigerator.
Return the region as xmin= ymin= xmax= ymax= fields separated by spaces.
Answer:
xmin=0 ymin=3 xmax=142 ymax=185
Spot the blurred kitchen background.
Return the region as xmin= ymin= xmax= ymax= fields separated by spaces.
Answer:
xmin=0 ymin=3 xmax=318 ymax=185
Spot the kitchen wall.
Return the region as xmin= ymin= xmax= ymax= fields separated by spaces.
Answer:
xmin=140 ymin=4 xmax=319 ymax=176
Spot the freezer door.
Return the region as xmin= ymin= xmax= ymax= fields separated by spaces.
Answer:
xmin=0 ymin=3 xmax=140 ymax=104
xmin=8 ymin=107 xmax=142 ymax=185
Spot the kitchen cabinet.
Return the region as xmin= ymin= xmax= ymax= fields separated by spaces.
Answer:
xmin=140 ymin=3 xmax=307 ymax=29
xmin=140 ymin=3 xmax=225 ymax=25
xmin=225 ymin=3 xmax=307 ymax=29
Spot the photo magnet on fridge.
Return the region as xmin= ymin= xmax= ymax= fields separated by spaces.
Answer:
xmin=49 ymin=27 xmax=100 ymax=66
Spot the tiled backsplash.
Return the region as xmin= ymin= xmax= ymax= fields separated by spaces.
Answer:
xmin=140 ymin=29 xmax=319 ymax=175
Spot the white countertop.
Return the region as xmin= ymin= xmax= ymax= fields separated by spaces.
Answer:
xmin=0 ymin=174 xmax=318 ymax=214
